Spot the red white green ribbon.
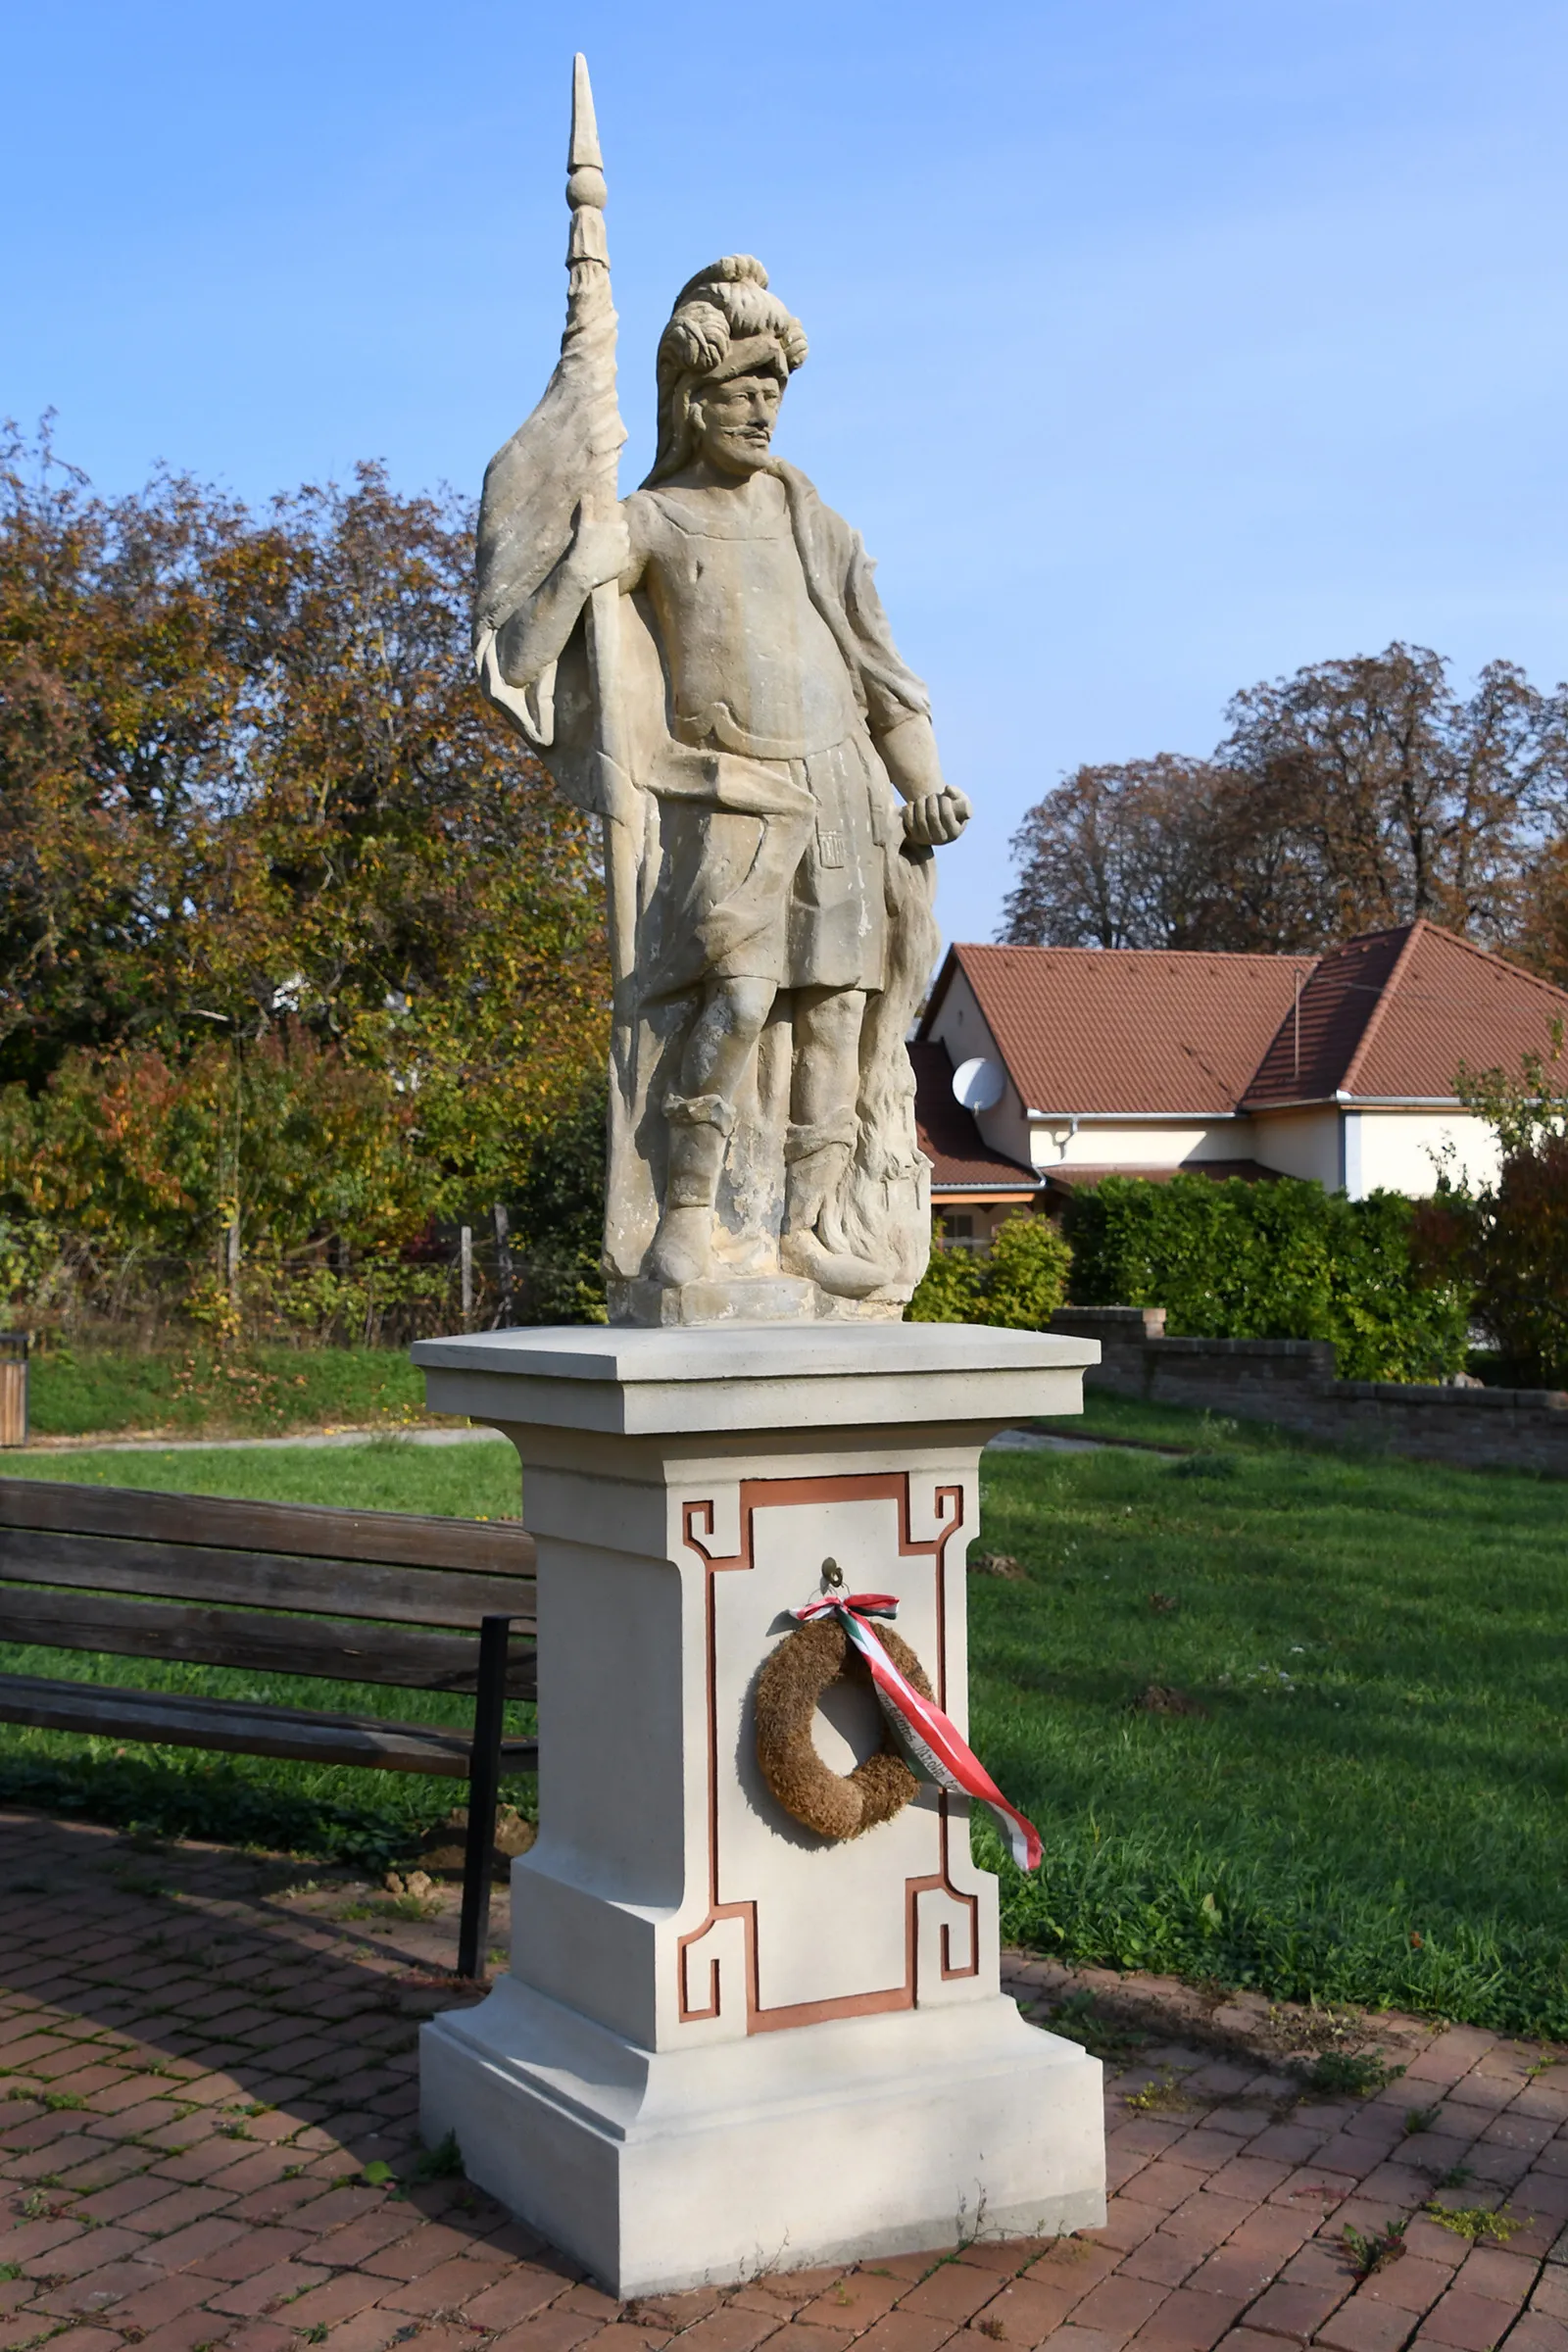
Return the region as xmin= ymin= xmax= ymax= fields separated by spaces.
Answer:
xmin=791 ymin=1588 xmax=1044 ymax=1872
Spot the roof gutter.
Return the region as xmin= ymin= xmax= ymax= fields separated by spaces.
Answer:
xmin=930 ymin=1178 xmax=1043 ymax=1194
xmin=1024 ymin=1107 xmax=1244 ymax=1123
xmin=1024 ymin=1097 xmax=1472 ymax=1119
xmin=1243 ymin=1093 xmax=1466 ymax=1112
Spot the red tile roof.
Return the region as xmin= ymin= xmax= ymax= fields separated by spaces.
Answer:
xmin=926 ymin=945 xmax=1316 ymax=1115
xmin=920 ymin=924 xmax=1568 ymax=1124
xmin=1245 ymin=920 xmax=1568 ymax=1104
xmin=1240 ymin=929 xmax=1404 ymax=1104
xmin=909 ymin=1042 xmax=1039 ymax=1192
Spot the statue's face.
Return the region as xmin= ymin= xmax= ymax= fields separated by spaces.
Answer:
xmin=690 ymin=370 xmax=782 ymax=475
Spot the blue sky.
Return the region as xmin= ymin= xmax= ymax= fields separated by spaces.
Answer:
xmin=5 ymin=0 xmax=1568 ymax=946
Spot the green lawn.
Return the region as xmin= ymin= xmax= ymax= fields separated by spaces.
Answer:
xmin=4 ymin=1434 xmax=520 ymax=1513
xmin=2 ymin=1418 xmax=1564 ymax=2037
xmin=27 ymin=1346 xmax=435 ymax=1440
xmin=1038 ymin=1389 xmax=1284 ymax=1453
xmin=974 ymin=1427 xmax=1568 ymax=2040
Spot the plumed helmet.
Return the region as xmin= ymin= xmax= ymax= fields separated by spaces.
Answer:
xmin=644 ymin=256 xmax=808 ymax=486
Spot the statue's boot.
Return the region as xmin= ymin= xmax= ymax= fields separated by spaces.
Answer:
xmin=779 ymin=1122 xmax=896 ymax=1298
xmin=647 ymin=1094 xmax=734 ymax=1290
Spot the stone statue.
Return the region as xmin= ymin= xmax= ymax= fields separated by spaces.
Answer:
xmin=475 ymin=60 xmax=970 ymax=1325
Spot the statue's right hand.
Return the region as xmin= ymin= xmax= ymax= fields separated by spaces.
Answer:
xmin=566 ymin=514 xmax=631 ymax=591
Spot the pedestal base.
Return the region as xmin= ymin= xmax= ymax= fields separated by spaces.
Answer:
xmin=421 ymin=1977 xmax=1103 ymax=2297
xmin=411 ymin=1324 xmax=1107 ymax=2299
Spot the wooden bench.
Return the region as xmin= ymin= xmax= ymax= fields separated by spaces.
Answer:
xmin=0 ymin=1478 xmax=537 ymax=1980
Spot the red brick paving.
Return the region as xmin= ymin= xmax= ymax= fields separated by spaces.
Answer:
xmin=1 ymin=1814 xmax=1566 ymax=2352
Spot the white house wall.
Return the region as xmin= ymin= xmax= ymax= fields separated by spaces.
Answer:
xmin=1252 ymin=1110 xmax=1341 ymax=1189
xmin=1252 ymin=1106 xmax=1500 ymax=1197
xmin=1013 ymin=1102 xmax=1502 ymax=1197
xmin=1354 ymin=1110 xmax=1502 ymax=1199
xmin=1027 ymin=1121 xmax=1255 ymax=1172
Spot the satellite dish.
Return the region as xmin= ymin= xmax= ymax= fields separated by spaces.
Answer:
xmin=952 ymin=1055 xmax=1004 ymax=1113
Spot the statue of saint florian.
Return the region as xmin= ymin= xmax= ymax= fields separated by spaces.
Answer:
xmin=474 ymin=79 xmax=968 ymax=1323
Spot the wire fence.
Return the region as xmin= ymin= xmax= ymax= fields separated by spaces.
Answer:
xmin=3 ymin=1221 xmax=604 ymax=1352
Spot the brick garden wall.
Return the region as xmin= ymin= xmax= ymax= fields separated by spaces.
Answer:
xmin=1049 ymin=1306 xmax=1568 ymax=1477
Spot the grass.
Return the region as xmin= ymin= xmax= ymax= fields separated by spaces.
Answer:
xmin=1038 ymin=1392 xmax=1280 ymax=1453
xmin=0 ymin=1436 xmax=529 ymax=1870
xmin=27 ymin=1345 xmax=435 ymax=1441
xmin=1297 ymin=2051 xmax=1403 ymax=2097
xmin=971 ymin=1415 xmax=1568 ymax=2039
xmin=1341 ymin=2220 xmax=1408 ymax=2279
xmin=4 ymin=1406 xmax=1567 ymax=2037
xmin=3 ymin=1433 xmax=518 ymax=1511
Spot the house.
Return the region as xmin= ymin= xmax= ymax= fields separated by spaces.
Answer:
xmin=913 ymin=920 xmax=1568 ymax=1238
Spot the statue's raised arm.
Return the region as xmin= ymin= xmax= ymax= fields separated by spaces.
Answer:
xmin=474 ymin=61 xmax=971 ymax=1328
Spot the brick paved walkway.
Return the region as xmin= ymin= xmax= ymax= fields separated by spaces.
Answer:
xmin=2 ymin=1809 xmax=1565 ymax=2352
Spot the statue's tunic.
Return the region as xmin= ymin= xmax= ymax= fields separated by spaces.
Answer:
xmin=623 ymin=472 xmax=915 ymax=1000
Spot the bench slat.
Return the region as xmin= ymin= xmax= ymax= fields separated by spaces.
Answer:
xmin=0 ymin=1528 xmax=536 ymax=1629
xmin=0 ymin=1479 xmax=534 ymax=1575
xmin=0 ymin=1672 xmax=539 ymax=1778
xmin=0 ymin=1588 xmax=537 ymax=1698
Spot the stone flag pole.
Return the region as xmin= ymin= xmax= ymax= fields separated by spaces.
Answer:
xmin=416 ymin=56 xmax=1105 ymax=2298
xmin=471 ymin=56 xmax=641 ymax=1193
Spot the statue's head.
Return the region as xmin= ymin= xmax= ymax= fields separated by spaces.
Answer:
xmin=644 ymin=256 xmax=808 ymax=486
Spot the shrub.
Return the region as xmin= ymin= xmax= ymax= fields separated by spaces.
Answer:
xmin=1475 ymin=1140 xmax=1568 ymax=1387
xmin=907 ymin=1212 xmax=1072 ymax=1330
xmin=1420 ymin=1021 xmax=1568 ymax=1388
xmin=1062 ymin=1173 xmax=1468 ymax=1383
xmin=906 ymin=1233 xmax=983 ymax=1323
xmin=1414 ymin=1142 xmax=1568 ymax=1389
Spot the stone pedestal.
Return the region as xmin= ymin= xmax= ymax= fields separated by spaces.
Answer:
xmin=412 ymin=1324 xmax=1105 ymax=2298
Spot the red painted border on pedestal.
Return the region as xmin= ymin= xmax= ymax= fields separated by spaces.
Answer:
xmin=676 ymin=1473 xmax=979 ymax=2034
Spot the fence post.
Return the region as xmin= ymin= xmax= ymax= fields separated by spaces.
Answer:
xmin=460 ymin=1225 xmax=473 ymax=1330
xmin=493 ymin=1202 xmax=514 ymax=1327
xmin=0 ymin=1333 xmax=27 ymax=1449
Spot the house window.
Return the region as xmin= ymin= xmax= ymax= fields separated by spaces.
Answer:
xmin=940 ymin=1211 xmax=980 ymax=1250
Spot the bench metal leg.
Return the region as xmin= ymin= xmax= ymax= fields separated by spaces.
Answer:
xmin=458 ymin=1613 xmax=513 ymax=1982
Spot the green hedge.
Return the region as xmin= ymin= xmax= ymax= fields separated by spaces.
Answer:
xmin=1062 ymin=1173 xmax=1468 ymax=1383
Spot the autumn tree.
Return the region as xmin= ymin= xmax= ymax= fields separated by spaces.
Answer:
xmin=1004 ymin=644 xmax=1568 ymax=956
xmin=1517 ymin=836 xmax=1568 ymax=987
xmin=174 ymin=463 xmax=610 ymax=1203
xmin=0 ymin=423 xmax=610 ymax=1332
xmin=1001 ymin=755 xmax=1327 ymax=951
xmin=1222 ymin=646 xmax=1568 ymax=946
xmin=0 ymin=420 xmax=272 ymax=1083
